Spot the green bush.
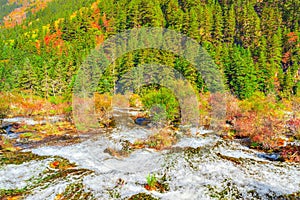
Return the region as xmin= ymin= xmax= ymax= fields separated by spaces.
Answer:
xmin=141 ymin=87 xmax=180 ymax=122
xmin=49 ymin=96 xmax=64 ymax=105
xmin=0 ymin=97 xmax=9 ymax=118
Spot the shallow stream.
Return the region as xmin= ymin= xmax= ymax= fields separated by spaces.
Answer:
xmin=0 ymin=108 xmax=299 ymax=199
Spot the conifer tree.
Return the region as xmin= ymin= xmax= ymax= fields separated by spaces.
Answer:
xmin=223 ymin=4 xmax=235 ymax=44
xmin=212 ymin=2 xmax=223 ymax=45
xmin=228 ymin=46 xmax=257 ymax=99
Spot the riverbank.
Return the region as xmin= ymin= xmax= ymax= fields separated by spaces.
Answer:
xmin=1 ymin=91 xmax=300 ymax=163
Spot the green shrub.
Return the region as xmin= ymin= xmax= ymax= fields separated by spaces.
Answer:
xmin=141 ymin=87 xmax=180 ymax=122
xmin=49 ymin=96 xmax=64 ymax=105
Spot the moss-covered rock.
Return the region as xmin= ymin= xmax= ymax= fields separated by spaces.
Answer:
xmin=0 ymin=151 xmax=48 ymax=166
xmin=55 ymin=182 xmax=95 ymax=200
xmin=127 ymin=193 xmax=160 ymax=200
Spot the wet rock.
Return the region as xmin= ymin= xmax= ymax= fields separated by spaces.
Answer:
xmin=216 ymin=153 xmax=243 ymax=164
xmin=55 ymin=182 xmax=95 ymax=200
xmin=237 ymin=137 xmax=253 ymax=147
xmin=20 ymin=134 xmax=82 ymax=148
xmin=257 ymin=153 xmax=283 ymax=161
xmin=0 ymin=123 xmax=22 ymax=139
xmin=0 ymin=123 xmax=20 ymax=135
xmin=134 ymin=117 xmax=151 ymax=126
xmin=103 ymin=147 xmax=130 ymax=158
xmin=207 ymin=179 xmax=243 ymax=199
xmin=277 ymin=191 xmax=300 ymax=200
xmin=0 ymin=151 xmax=48 ymax=166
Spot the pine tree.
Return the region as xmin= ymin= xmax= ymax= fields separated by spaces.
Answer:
xmin=212 ymin=2 xmax=223 ymax=45
xmin=188 ymin=7 xmax=200 ymax=41
xmin=165 ymin=0 xmax=183 ymax=31
xmin=228 ymin=46 xmax=257 ymax=99
xmin=269 ymin=27 xmax=283 ymax=93
xmin=201 ymin=4 xmax=213 ymax=42
xmin=223 ymin=4 xmax=235 ymax=44
xmin=17 ymin=58 xmax=38 ymax=93
xmin=256 ymin=36 xmax=272 ymax=93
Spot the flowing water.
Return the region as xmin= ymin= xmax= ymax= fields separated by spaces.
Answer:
xmin=0 ymin=108 xmax=299 ymax=199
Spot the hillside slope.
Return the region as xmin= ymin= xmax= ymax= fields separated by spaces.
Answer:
xmin=0 ymin=0 xmax=299 ymax=100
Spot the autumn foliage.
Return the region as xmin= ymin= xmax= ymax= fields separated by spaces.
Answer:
xmin=223 ymin=92 xmax=300 ymax=162
xmin=0 ymin=91 xmax=69 ymax=117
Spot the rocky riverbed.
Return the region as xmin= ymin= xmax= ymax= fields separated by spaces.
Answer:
xmin=0 ymin=108 xmax=299 ymax=199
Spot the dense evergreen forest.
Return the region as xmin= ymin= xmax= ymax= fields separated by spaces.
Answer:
xmin=0 ymin=0 xmax=299 ymax=101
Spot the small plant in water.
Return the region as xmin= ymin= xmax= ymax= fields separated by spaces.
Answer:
xmin=145 ymin=174 xmax=157 ymax=190
xmin=144 ymin=173 xmax=169 ymax=193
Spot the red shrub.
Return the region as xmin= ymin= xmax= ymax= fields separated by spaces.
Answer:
xmin=281 ymin=145 xmax=300 ymax=163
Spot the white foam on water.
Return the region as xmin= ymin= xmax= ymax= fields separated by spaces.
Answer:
xmin=1 ymin=111 xmax=299 ymax=199
xmin=29 ymin=132 xmax=300 ymax=199
xmin=25 ymin=181 xmax=69 ymax=200
xmin=0 ymin=158 xmax=53 ymax=190
xmin=2 ymin=116 xmax=64 ymax=126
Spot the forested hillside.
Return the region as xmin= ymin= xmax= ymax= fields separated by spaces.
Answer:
xmin=1 ymin=4 xmax=300 ymax=197
xmin=0 ymin=0 xmax=299 ymax=100
xmin=0 ymin=0 xmax=19 ymax=24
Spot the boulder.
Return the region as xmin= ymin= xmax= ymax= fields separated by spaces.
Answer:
xmin=134 ymin=117 xmax=151 ymax=126
xmin=257 ymin=153 xmax=282 ymax=161
xmin=0 ymin=123 xmax=20 ymax=134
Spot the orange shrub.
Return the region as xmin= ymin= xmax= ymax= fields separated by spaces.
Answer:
xmin=0 ymin=91 xmax=71 ymax=117
xmin=94 ymin=93 xmax=112 ymax=113
xmin=129 ymin=93 xmax=143 ymax=108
